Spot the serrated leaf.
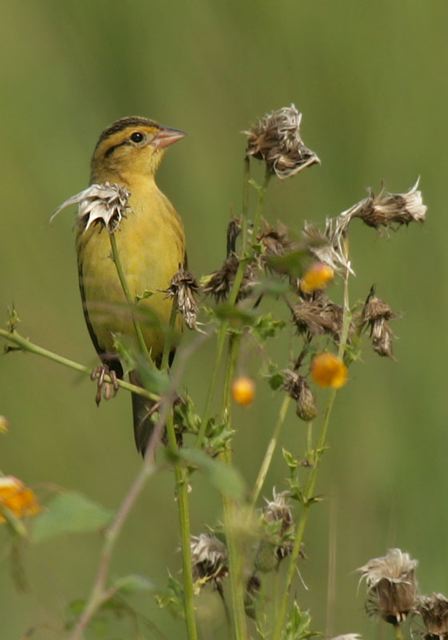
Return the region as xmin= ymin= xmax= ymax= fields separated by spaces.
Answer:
xmin=31 ymin=491 xmax=113 ymax=543
xmin=112 ymin=574 xmax=153 ymax=594
xmin=179 ymin=449 xmax=245 ymax=500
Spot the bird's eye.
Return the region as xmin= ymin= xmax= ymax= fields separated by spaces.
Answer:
xmin=130 ymin=131 xmax=144 ymax=143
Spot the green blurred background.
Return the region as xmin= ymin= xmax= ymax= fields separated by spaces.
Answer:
xmin=1 ymin=0 xmax=447 ymax=637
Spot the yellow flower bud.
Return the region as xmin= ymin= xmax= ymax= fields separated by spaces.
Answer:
xmin=300 ymin=262 xmax=334 ymax=294
xmin=0 ymin=476 xmax=40 ymax=523
xmin=232 ymin=376 xmax=255 ymax=406
xmin=311 ymin=352 xmax=347 ymax=389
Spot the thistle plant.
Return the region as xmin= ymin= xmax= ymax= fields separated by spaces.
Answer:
xmin=0 ymin=104 xmax=432 ymax=640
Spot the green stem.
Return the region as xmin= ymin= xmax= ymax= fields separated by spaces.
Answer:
xmin=109 ymin=232 xmax=151 ymax=363
xmin=252 ymin=169 xmax=271 ymax=232
xmin=165 ymin=413 xmax=198 ymax=640
xmin=220 ymin=336 xmax=248 ymax=640
xmin=251 ymin=394 xmax=291 ymax=508
xmin=272 ymin=265 xmax=352 ymax=640
xmin=0 ymin=329 xmax=157 ymax=402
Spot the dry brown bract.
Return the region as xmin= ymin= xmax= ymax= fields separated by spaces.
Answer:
xmin=165 ymin=267 xmax=200 ymax=330
xmin=358 ymin=548 xmax=418 ymax=624
xmin=283 ymin=370 xmax=317 ymax=421
xmin=417 ymin=593 xmax=448 ymax=640
xmin=361 ymin=288 xmax=396 ymax=358
xmin=245 ymin=104 xmax=320 ymax=179
xmin=203 ymin=254 xmax=256 ymax=302
xmin=354 ymin=181 xmax=427 ymax=229
xmin=52 ymin=182 xmax=130 ymax=232
xmin=292 ymin=295 xmax=344 ymax=342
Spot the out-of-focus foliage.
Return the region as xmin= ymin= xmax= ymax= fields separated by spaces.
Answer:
xmin=1 ymin=1 xmax=447 ymax=638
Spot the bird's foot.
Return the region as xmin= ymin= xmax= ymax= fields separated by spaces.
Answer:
xmin=90 ymin=365 xmax=119 ymax=406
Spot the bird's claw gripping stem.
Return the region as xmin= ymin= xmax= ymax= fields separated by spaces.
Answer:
xmin=90 ymin=365 xmax=120 ymax=406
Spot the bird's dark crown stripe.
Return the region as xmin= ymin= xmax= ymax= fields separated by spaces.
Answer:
xmin=97 ymin=116 xmax=159 ymax=147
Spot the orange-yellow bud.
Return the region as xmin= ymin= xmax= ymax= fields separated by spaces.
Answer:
xmin=300 ymin=262 xmax=334 ymax=294
xmin=311 ymin=352 xmax=348 ymax=389
xmin=0 ymin=476 xmax=40 ymax=523
xmin=0 ymin=416 xmax=9 ymax=434
xmin=232 ymin=376 xmax=255 ymax=406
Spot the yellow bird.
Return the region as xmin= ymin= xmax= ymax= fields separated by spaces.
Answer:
xmin=72 ymin=116 xmax=186 ymax=453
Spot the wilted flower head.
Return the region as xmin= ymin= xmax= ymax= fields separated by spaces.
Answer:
xmin=165 ymin=267 xmax=200 ymax=330
xmin=245 ymin=104 xmax=320 ymax=179
xmin=417 ymin=593 xmax=448 ymax=640
xmin=354 ymin=180 xmax=427 ymax=229
xmin=358 ymin=548 xmax=418 ymax=624
xmin=0 ymin=476 xmax=40 ymax=523
xmin=361 ymin=288 xmax=396 ymax=358
xmin=203 ymin=254 xmax=255 ymax=302
xmin=292 ymin=295 xmax=344 ymax=342
xmin=190 ymin=533 xmax=228 ymax=585
xmin=263 ymin=489 xmax=293 ymax=533
xmin=283 ymin=370 xmax=318 ymax=422
xmin=302 ymin=220 xmax=352 ymax=274
xmin=52 ymin=182 xmax=130 ymax=232
xmin=259 ymin=489 xmax=294 ymax=564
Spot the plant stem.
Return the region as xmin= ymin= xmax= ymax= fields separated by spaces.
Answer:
xmin=252 ymin=169 xmax=271 ymax=232
xmin=165 ymin=413 xmax=198 ymax=640
xmin=251 ymin=394 xmax=291 ymax=508
xmin=0 ymin=329 xmax=157 ymax=402
xmin=109 ymin=232 xmax=151 ymax=363
xmin=67 ymin=334 xmax=206 ymax=640
xmin=394 ymin=624 xmax=405 ymax=640
xmin=272 ymin=264 xmax=352 ymax=640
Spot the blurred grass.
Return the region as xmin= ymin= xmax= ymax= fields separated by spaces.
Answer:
xmin=1 ymin=0 xmax=447 ymax=637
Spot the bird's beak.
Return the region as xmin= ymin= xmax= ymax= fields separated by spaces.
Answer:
xmin=152 ymin=126 xmax=186 ymax=149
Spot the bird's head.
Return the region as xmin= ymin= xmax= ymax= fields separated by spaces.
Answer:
xmin=90 ymin=116 xmax=185 ymax=184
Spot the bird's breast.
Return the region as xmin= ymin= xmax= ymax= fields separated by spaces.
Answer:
xmin=77 ymin=182 xmax=185 ymax=359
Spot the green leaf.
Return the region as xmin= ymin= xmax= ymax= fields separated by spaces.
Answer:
xmin=112 ymin=574 xmax=153 ymax=594
xmin=265 ymin=249 xmax=309 ymax=277
xmin=135 ymin=289 xmax=154 ymax=302
xmin=214 ymin=303 xmax=257 ymax=327
xmin=179 ymin=449 xmax=245 ymax=500
xmin=137 ymin=357 xmax=170 ymax=395
xmin=252 ymin=314 xmax=285 ymax=340
xmin=282 ymin=448 xmax=299 ymax=470
xmin=253 ymin=278 xmax=291 ymax=297
xmin=112 ymin=333 xmax=136 ymax=377
xmin=31 ymin=491 xmax=113 ymax=543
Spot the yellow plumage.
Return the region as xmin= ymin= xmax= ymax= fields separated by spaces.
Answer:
xmin=74 ymin=116 xmax=186 ymax=452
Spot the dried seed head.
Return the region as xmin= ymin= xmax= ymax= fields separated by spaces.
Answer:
xmin=361 ymin=288 xmax=397 ymax=358
xmin=263 ymin=489 xmax=293 ymax=533
xmin=355 ymin=181 xmax=427 ymax=229
xmin=417 ymin=593 xmax=448 ymax=639
xmin=165 ymin=267 xmax=200 ymax=330
xmin=261 ymin=489 xmax=294 ymax=562
xmin=302 ymin=220 xmax=352 ymax=274
xmin=203 ymin=254 xmax=255 ymax=302
xmin=283 ymin=371 xmax=317 ymax=422
xmin=292 ymin=296 xmax=344 ymax=341
xmin=358 ymin=548 xmax=418 ymax=624
xmin=245 ymin=105 xmax=320 ymax=179
xmin=52 ymin=182 xmax=130 ymax=233
xmin=258 ymin=223 xmax=293 ymax=258
xmin=190 ymin=533 xmax=228 ymax=584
